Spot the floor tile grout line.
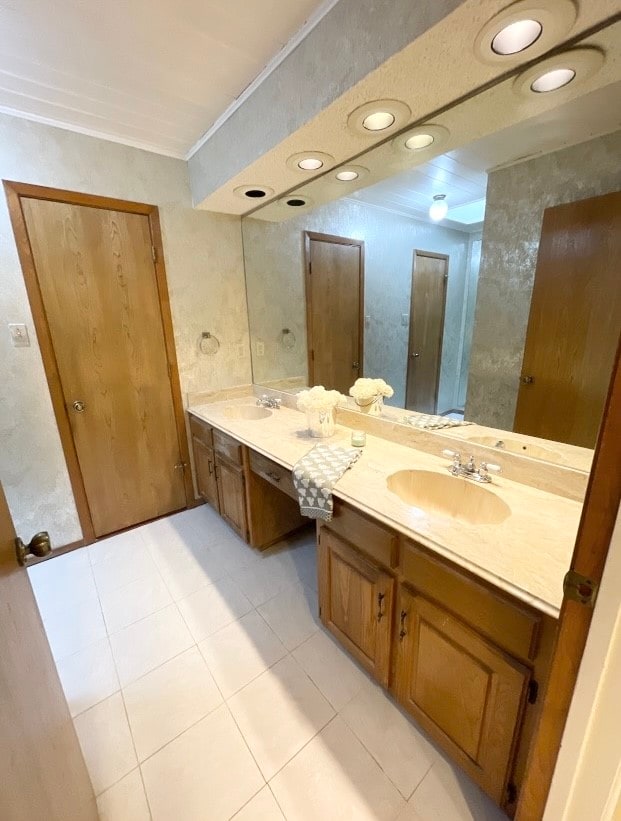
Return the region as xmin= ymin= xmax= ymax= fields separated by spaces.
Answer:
xmin=267 ymin=782 xmax=288 ymax=820
xmin=266 ymin=711 xmax=340 ymax=786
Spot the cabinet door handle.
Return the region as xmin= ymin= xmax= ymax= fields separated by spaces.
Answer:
xmin=376 ymin=592 xmax=385 ymax=622
xmin=214 ymin=464 xmax=220 ymax=480
xmin=208 ymin=460 xmax=214 ymax=476
xmin=266 ymin=471 xmax=281 ymax=483
xmin=399 ymin=609 xmax=408 ymax=641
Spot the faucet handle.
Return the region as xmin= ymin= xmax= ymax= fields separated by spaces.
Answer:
xmin=479 ymin=462 xmax=501 ymax=480
xmin=442 ymin=449 xmax=461 ymax=468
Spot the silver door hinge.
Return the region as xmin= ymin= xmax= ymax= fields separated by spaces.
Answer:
xmin=563 ymin=570 xmax=598 ymax=607
xmin=174 ymin=462 xmax=188 ymax=471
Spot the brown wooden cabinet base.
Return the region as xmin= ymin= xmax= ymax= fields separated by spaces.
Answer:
xmin=317 ymin=501 xmax=555 ymax=815
xmin=189 ymin=413 xmax=306 ymax=549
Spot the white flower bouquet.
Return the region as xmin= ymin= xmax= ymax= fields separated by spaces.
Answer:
xmin=349 ymin=378 xmax=394 ymax=415
xmin=297 ymin=386 xmax=346 ymax=437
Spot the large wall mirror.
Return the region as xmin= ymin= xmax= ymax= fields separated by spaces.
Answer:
xmin=241 ymin=19 xmax=621 ymax=473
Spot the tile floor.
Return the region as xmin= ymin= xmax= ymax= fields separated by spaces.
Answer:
xmin=29 ymin=505 xmax=508 ymax=821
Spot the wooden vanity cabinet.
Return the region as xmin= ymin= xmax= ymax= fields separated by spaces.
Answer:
xmin=318 ymin=527 xmax=395 ymax=687
xmin=316 ymin=500 xmax=556 ymax=814
xmin=188 ymin=413 xmax=306 ymax=548
xmin=395 ymin=586 xmax=529 ymax=805
xmin=189 ymin=417 xmax=219 ymax=512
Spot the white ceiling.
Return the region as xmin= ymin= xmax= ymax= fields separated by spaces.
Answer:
xmin=0 ymin=0 xmax=332 ymax=158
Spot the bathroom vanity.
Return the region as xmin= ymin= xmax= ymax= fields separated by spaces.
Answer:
xmin=188 ymin=397 xmax=581 ymax=816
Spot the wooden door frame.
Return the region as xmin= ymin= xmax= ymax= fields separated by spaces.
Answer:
xmin=303 ymin=231 xmax=365 ymax=385
xmin=405 ymin=250 xmax=449 ymax=414
xmin=516 ymin=330 xmax=621 ymax=820
xmin=3 ymin=180 xmax=193 ymax=546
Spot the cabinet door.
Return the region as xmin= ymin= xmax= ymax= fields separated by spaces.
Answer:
xmin=192 ymin=436 xmax=219 ymax=512
xmin=395 ymin=587 xmax=529 ymax=804
xmin=318 ymin=529 xmax=394 ymax=687
xmin=216 ymin=456 xmax=248 ymax=540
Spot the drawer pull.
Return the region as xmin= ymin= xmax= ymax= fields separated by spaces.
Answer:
xmin=208 ymin=460 xmax=214 ymax=476
xmin=266 ymin=471 xmax=281 ymax=483
xmin=399 ymin=609 xmax=408 ymax=641
xmin=377 ymin=592 xmax=385 ymax=622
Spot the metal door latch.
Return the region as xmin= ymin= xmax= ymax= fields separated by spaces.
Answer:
xmin=563 ymin=570 xmax=598 ymax=607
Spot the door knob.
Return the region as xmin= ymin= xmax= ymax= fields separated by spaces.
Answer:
xmin=15 ymin=531 xmax=52 ymax=566
xmin=352 ymin=362 xmax=360 ymax=369
xmin=410 ymin=352 xmax=420 ymax=358
xmin=72 ymin=400 xmax=86 ymax=412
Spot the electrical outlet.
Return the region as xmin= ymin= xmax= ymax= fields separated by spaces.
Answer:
xmin=401 ymin=313 xmax=409 ymax=327
xmin=256 ymin=340 xmax=265 ymax=357
xmin=236 ymin=343 xmax=245 ymax=359
xmin=8 ymin=323 xmax=30 ymax=347
xmin=365 ymin=315 xmax=371 ymax=327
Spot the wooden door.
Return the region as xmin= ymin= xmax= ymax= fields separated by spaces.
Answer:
xmin=193 ymin=437 xmax=220 ymax=512
xmin=216 ymin=456 xmax=248 ymax=539
xmin=318 ymin=528 xmax=394 ymax=687
xmin=0 ymin=483 xmax=97 ymax=821
xmin=395 ymin=586 xmax=529 ymax=804
xmin=514 ymin=191 xmax=621 ymax=448
xmin=17 ymin=194 xmax=188 ymax=537
xmin=405 ymin=250 xmax=448 ymax=413
xmin=305 ymin=232 xmax=364 ymax=393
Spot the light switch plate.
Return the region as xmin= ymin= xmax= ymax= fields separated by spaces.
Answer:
xmin=9 ymin=323 xmax=30 ymax=347
xmin=401 ymin=313 xmax=409 ymax=327
xmin=256 ymin=341 xmax=265 ymax=357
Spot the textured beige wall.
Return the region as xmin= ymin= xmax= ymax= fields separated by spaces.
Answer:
xmin=243 ymin=198 xmax=472 ymax=411
xmin=0 ymin=113 xmax=251 ymax=546
xmin=466 ymin=130 xmax=621 ymax=430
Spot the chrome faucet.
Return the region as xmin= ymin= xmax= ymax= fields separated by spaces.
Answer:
xmin=442 ymin=450 xmax=501 ymax=483
xmin=256 ymin=394 xmax=281 ymax=409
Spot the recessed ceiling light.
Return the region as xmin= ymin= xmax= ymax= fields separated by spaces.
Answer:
xmin=336 ymin=170 xmax=359 ymax=181
xmin=429 ymin=194 xmax=448 ymax=221
xmin=297 ymin=157 xmax=323 ymax=171
xmin=513 ymin=47 xmax=603 ymax=98
xmin=393 ymin=124 xmax=449 ymax=156
xmin=286 ymin=151 xmax=334 ymax=173
xmin=278 ymin=194 xmax=313 ymax=209
xmin=287 ymin=198 xmax=307 ymax=207
xmin=233 ymin=184 xmax=274 ymax=201
xmin=491 ymin=19 xmax=542 ymax=55
xmin=474 ymin=0 xmax=577 ymax=65
xmin=405 ymin=133 xmax=435 ymax=150
xmin=333 ymin=165 xmax=369 ymax=183
xmin=362 ymin=111 xmax=395 ymax=131
xmin=530 ymin=67 xmax=576 ymax=92
xmin=347 ymin=100 xmax=411 ymax=137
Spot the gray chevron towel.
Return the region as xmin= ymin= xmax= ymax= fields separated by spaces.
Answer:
xmin=292 ymin=443 xmax=362 ymax=522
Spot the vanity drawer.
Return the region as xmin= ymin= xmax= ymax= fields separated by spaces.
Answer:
xmin=324 ymin=500 xmax=398 ymax=570
xmin=401 ymin=540 xmax=541 ymax=661
xmin=213 ymin=429 xmax=243 ymax=466
xmin=249 ymin=450 xmax=297 ymax=500
xmin=189 ymin=415 xmax=213 ymax=447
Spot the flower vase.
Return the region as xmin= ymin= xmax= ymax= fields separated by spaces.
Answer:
xmin=355 ymin=394 xmax=383 ymax=416
xmin=306 ymin=407 xmax=336 ymax=438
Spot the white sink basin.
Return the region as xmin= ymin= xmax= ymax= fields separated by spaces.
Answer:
xmin=465 ymin=435 xmax=565 ymax=464
xmin=222 ymin=405 xmax=272 ymax=421
xmin=387 ymin=469 xmax=511 ymax=526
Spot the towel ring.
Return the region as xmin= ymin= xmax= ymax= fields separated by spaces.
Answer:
xmin=199 ymin=331 xmax=220 ymax=356
xmin=280 ymin=328 xmax=296 ymax=350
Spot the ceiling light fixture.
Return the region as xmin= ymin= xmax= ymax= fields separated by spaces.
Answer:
xmin=287 ymin=151 xmax=334 ymax=173
xmin=491 ymin=19 xmax=542 ymax=55
xmin=393 ymin=124 xmax=449 ymax=156
xmin=362 ymin=111 xmax=395 ymax=131
xmin=297 ymin=157 xmax=323 ymax=170
xmin=429 ymin=194 xmax=448 ymax=221
xmin=334 ymin=165 xmax=369 ymax=183
xmin=405 ymin=133 xmax=435 ymax=150
xmin=278 ymin=194 xmax=313 ymax=209
xmin=347 ymin=100 xmax=411 ymax=137
xmin=513 ymin=47 xmax=604 ymax=98
xmin=233 ymin=184 xmax=274 ymax=201
xmin=530 ymin=67 xmax=576 ymax=92
xmin=474 ymin=0 xmax=577 ymax=65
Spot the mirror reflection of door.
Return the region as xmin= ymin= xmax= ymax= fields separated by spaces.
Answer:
xmin=304 ymin=231 xmax=364 ymax=393
xmin=514 ymin=191 xmax=621 ymax=448
xmin=405 ymin=250 xmax=449 ymax=414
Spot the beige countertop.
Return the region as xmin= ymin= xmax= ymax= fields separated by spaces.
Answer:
xmin=189 ymin=398 xmax=583 ymax=618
